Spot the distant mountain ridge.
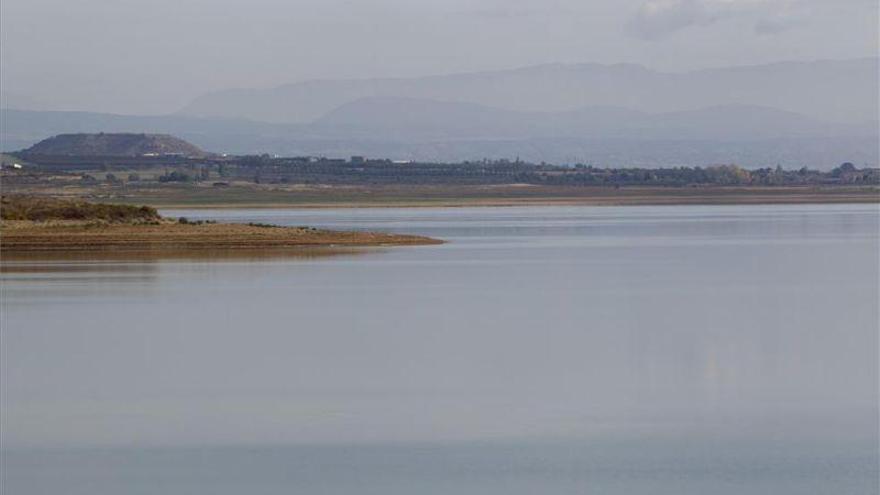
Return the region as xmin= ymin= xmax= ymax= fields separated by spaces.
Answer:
xmin=178 ymin=58 xmax=878 ymax=124
xmin=3 ymin=107 xmax=876 ymax=169
xmin=313 ymin=97 xmax=865 ymax=141
xmin=21 ymin=133 xmax=207 ymax=157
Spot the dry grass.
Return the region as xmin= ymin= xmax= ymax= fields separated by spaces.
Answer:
xmin=1 ymin=195 xmax=160 ymax=222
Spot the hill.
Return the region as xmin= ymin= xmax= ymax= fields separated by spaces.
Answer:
xmin=20 ymin=133 xmax=207 ymax=157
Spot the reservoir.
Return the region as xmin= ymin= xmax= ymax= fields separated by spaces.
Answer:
xmin=2 ymin=204 xmax=877 ymax=494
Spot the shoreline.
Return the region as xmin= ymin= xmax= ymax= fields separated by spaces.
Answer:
xmin=7 ymin=185 xmax=878 ymax=210
xmin=91 ymin=185 xmax=879 ymax=209
xmin=0 ymin=196 xmax=442 ymax=255
xmin=148 ymin=194 xmax=880 ymax=209
xmin=0 ymin=221 xmax=443 ymax=253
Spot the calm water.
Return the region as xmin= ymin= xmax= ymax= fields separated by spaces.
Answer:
xmin=2 ymin=204 xmax=878 ymax=494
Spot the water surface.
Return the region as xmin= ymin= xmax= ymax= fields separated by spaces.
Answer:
xmin=2 ymin=204 xmax=877 ymax=494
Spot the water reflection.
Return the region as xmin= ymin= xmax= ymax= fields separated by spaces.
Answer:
xmin=1 ymin=246 xmax=384 ymax=265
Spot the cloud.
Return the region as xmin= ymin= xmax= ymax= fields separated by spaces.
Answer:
xmin=627 ymin=0 xmax=804 ymax=40
xmin=449 ymin=1 xmax=570 ymax=21
xmin=627 ymin=0 xmax=715 ymax=40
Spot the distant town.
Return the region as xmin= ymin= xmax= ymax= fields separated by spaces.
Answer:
xmin=1 ymin=133 xmax=878 ymax=207
xmin=4 ymin=150 xmax=878 ymax=188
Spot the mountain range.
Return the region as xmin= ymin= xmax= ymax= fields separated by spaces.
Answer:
xmin=179 ymin=58 xmax=878 ymax=125
xmin=2 ymin=58 xmax=877 ymax=169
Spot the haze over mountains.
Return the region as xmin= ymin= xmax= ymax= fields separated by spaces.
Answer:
xmin=2 ymin=58 xmax=877 ymax=169
xmin=180 ymin=58 xmax=877 ymax=124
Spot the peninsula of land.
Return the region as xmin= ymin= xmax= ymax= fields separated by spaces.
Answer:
xmin=0 ymin=196 xmax=441 ymax=253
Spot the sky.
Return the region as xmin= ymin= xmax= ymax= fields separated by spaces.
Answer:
xmin=1 ymin=0 xmax=877 ymax=115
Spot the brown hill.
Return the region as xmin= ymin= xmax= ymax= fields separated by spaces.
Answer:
xmin=21 ymin=133 xmax=207 ymax=157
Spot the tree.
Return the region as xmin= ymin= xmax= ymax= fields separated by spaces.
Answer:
xmin=158 ymin=171 xmax=193 ymax=183
xmin=832 ymin=162 xmax=857 ymax=178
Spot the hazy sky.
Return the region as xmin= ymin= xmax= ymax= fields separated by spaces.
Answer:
xmin=1 ymin=0 xmax=877 ymax=114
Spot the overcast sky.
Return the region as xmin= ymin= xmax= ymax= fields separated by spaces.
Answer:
xmin=1 ymin=0 xmax=877 ymax=115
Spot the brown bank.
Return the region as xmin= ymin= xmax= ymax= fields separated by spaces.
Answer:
xmin=0 ymin=196 xmax=441 ymax=252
